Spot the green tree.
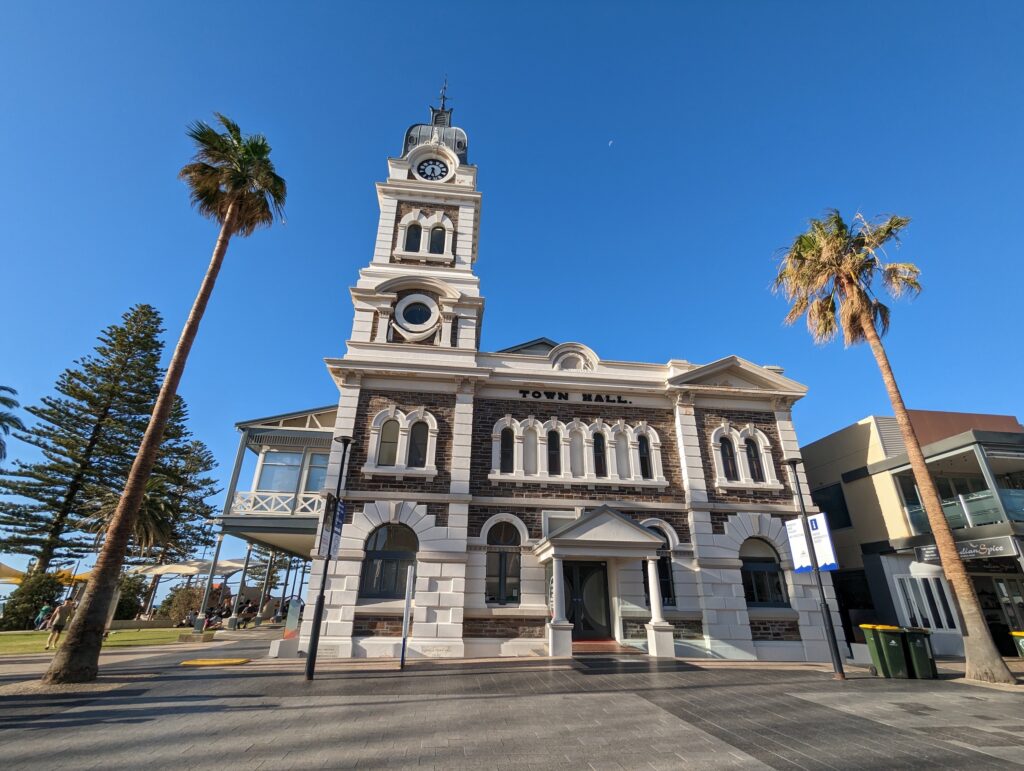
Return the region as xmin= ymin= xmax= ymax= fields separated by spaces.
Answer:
xmin=774 ymin=209 xmax=1015 ymax=685
xmin=113 ymin=573 xmax=148 ymax=620
xmin=0 ymin=385 xmax=25 ymax=462
xmin=46 ymin=114 xmax=286 ymax=684
xmin=0 ymin=305 xmax=165 ymax=571
xmin=155 ymin=584 xmax=204 ymax=623
xmin=0 ymin=572 xmax=64 ymax=631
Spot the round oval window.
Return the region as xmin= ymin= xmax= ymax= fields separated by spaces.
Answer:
xmin=403 ymin=302 xmax=432 ymax=325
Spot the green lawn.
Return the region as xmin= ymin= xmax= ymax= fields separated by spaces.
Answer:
xmin=0 ymin=627 xmax=183 ymax=656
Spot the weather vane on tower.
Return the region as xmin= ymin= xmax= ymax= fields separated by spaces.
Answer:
xmin=439 ymin=76 xmax=449 ymax=111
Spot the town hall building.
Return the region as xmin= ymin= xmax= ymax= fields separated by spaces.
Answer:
xmin=217 ymin=100 xmax=844 ymax=662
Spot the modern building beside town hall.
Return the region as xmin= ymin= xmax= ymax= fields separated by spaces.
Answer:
xmin=802 ymin=410 xmax=1024 ymax=658
xmin=216 ymin=101 xmax=844 ymax=662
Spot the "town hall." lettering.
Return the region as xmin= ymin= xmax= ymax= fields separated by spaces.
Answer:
xmin=518 ymin=390 xmax=633 ymax=404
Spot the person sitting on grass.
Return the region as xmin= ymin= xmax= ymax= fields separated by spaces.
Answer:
xmin=44 ymin=598 xmax=76 ymax=650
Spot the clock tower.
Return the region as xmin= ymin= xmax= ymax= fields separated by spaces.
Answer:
xmin=344 ymin=98 xmax=484 ymax=364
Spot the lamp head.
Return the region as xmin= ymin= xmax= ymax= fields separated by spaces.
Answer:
xmin=784 ymin=456 xmax=803 ymax=468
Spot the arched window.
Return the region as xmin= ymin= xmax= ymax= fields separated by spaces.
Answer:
xmin=720 ymin=437 xmax=739 ymax=481
xmin=638 ymin=435 xmax=652 ymax=480
xmin=522 ymin=427 xmax=538 ymax=475
xmin=428 ymin=226 xmax=446 ymax=254
xmin=378 ymin=420 xmax=400 ymax=466
xmin=593 ymin=434 xmax=608 ymax=478
xmin=740 ymin=539 xmax=788 ymax=607
xmin=615 ymin=434 xmax=631 ymax=479
xmin=642 ymin=527 xmax=675 ymax=607
xmin=499 ymin=427 xmax=515 ymax=474
xmin=485 ymin=522 xmax=521 ymax=605
xmin=360 ymin=524 xmax=418 ymax=599
xmin=569 ymin=430 xmax=585 ymax=477
xmin=404 ymin=224 xmax=422 ymax=252
xmin=547 ymin=431 xmax=561 ymax=476
xmin=407 ymin=421 xmax=428 ymax=468
xmin=745 ymin=438 xmax=765 ymax=483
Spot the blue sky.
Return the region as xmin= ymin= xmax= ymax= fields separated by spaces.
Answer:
xmin=2 ymin=2 xmax=1023 ymax=573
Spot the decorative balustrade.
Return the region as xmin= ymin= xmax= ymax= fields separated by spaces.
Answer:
xmin=231 ymin=491 xmax=326 ymax=516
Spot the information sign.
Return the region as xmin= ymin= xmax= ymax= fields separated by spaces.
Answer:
xmin=786 ymin=513 xmax=839 ymax=573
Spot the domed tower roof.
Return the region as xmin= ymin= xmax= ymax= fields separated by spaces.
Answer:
xmin=402 ymin=82 xmax=469 ymax=163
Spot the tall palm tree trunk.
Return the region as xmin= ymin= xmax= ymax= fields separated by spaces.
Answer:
xmin=43 ymin=204 xmax=236 ymax=684
xmin=859 ymin=311 xmax=1015 ymax=684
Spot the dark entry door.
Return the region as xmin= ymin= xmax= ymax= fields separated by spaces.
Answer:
xmin=564 ymin=561 xmax=611 ymax=640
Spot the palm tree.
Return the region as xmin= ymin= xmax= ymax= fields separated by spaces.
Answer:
xmin=774 ymin=210 xmax=1015 ymax=685
xmin=0 ymin=385 xmax=25 ymax=462
xmin=44 ymin=114 xmax=286 ymax=684
xmin=86 ymin=475 xmax=177 ymax=558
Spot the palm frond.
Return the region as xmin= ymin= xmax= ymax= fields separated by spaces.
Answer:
xmin=179 ymin=114 xmax=287 ymax=236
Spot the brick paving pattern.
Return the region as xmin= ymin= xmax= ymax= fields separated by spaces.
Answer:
xmin=1 ymin=645 xmax=1021 ymax=770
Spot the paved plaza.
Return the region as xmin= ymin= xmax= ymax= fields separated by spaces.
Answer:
xmin=0 ymin=639 xmax=1022 ymax=770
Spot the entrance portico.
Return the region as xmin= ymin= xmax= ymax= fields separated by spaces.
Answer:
xmin=533 ymin=506 xmax=677 ymax=657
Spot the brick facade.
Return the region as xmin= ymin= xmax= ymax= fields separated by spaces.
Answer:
xmin=347 ymin=389 xmax=455 ymax=495
xmin=352 ymin=615 xmax=412 ymax=637
xmin=749 ymin=618 xmax=801 ymax=641
xmin=622 ymin=618 xmax=703 ymax=640
xmin=694 ymin=408 xmax=791 ymax=504
xmin=463 ymin=617 xmax=547 ymax=638
xmin=391 ymin=201 xmax=461 ymax=259
xmin=469 ymin=398 xmax=686 ymax=503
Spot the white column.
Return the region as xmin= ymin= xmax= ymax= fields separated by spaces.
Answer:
xmin=551 ymin=557 xmax=567 ymax=623
xmin=646 ymin=558 xmax=665 ymax=624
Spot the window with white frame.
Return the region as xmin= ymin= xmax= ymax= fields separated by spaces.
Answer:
xmin=363 ymin=406 xmax=440 ymax=477
xmin=710 ymin=420 xmax=783 ymax=491
xmin=894 ymin=574 xmax=959 ymax=632
xmin=489 ymin=415 xmax=667 ymax=487
xmin=395 ymin=210 xmax=454 ymax=261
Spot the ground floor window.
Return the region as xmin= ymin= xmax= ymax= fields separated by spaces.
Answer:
xmin=641 ymin=528 xmax=675 ymax=606
xmin=740 ymin=539 xmax=789 ymax=608
xmin=485 ymin=522 xmax=521 ymax=604
xmin=360 ymin=524 xmax=418 ymax=599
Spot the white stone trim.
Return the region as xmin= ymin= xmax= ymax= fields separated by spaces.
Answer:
xmin=362 ymin=406 xmax=439 ymax=479
xmin=478 ymin=512 xmax=532 ymax=545
xmin=489 ymin=414 xmax=666 ymax=487
xmin=710 ymin=420 xmax=783 ymax=492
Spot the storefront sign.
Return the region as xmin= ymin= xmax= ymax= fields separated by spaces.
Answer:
xmin=786 ymin=514 xmax=839 ymax=573
xmin=915 ymin=536 xmax=1019 ymax=563
xmin=518 ymin=390 xmax=634 ymax=405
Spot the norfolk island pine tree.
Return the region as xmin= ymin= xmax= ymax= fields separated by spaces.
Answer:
xmin=44 ymin=114 xmax=286 ymax=684
xmin=773 ymin=210 xmax=1015 ymax=685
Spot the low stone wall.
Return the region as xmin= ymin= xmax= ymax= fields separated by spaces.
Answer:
xmin=463 ymin=617 xmax=546 ymax=639
xmin=623 ymin=617 xmax=703 ymax=640
xmin=750 ymin=619 xmax=800 ymax=641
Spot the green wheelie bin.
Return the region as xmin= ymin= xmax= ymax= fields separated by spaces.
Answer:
xmin=1012 ymin=631 xmax=1024 ymax=658
xmin=903 ymin=627 xmax=937 ymax=679
xmin=876 ymin=626 xmax=911 ymax=678
xmin=863 ymin=624 xmax=910 ymax=678
xmin=860 ymin=624 xmax=889 ymax=677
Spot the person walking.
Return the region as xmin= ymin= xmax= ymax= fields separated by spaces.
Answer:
xmin=44 ymin=599 xmax=76 ymax=650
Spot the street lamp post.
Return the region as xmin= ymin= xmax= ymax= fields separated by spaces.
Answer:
xmin=786 ymin=457 xmax=846 ymax=681
xmin=305 ymin=435 xmax=352 ymax=681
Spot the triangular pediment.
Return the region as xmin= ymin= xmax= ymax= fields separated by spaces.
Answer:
xmin=548 ymin=505 xmax=664 ymax=545
xmin=668 ymin=355 xmax=807 ymax=394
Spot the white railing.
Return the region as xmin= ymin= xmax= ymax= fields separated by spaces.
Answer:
xmin=231 ymin=491 xmax=326 ymax=516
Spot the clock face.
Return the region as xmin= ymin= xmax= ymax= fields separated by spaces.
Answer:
xmin=417 ymin=158 xmax=449 ymax=181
